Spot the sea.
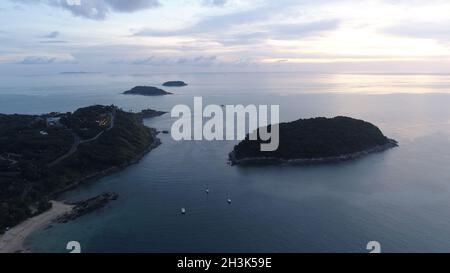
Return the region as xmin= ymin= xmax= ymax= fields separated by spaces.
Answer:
xmin=1 ymin=72 xmax=450 ymax=253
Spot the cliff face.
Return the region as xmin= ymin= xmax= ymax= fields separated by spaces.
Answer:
xmin=230 ymin=116 xmax=397 ymax=165
xmin=0 ymin=105 xmax=161 ymax=231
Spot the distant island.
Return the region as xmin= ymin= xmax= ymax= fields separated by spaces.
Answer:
xmin=138 ymin=109 xmax=167 ymax=119
xmin=123 ymin=86 xmax=172 ymax=96
xmin=59 ymin=72 xmax=101 ymax=75
xmin=163 ymin=81 xmax=188 ymax=87
xmin=0 ymin=105 xmax=163 ymax=233
xmin=229 ymin=116 xmax=398 ymax=165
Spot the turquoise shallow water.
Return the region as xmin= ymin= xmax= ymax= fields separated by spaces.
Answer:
xmin=2 ymin=72 xmax=450 ymax=252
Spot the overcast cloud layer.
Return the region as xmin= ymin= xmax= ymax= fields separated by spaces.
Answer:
xmin=2 ymin=0 xmax=450 ymax=74
xmin=13 ymin=0 xmax=161 ymax=19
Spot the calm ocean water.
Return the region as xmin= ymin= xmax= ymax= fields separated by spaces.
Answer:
xmin=2 ymin=72 xmax=450 ymax=252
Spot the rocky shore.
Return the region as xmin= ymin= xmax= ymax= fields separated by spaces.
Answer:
xmin=229 ymin=139 xmax=398 ymax=166
xmin=55 ymin=193 xmax=119 ymax=223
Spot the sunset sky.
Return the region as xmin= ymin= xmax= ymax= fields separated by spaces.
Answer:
xmin=2 ymin=0 xmax=450 ymax=74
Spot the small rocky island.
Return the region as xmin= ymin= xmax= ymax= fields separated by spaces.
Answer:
xmin=0 ymin=105 xmax=162 ymax=232
xmin=138 ymin=109 xmax=167 ymax=119
xmin=163 ymin=81 xmax=188 ymax=87
xmin=230 ymin=116 xmax=398 ymax=165
xmin=123 ymin=86 xmax=172 ymax=96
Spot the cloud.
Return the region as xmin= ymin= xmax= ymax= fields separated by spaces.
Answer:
xmin=43 ymin=30 xmax=60 ymax=38
xmin=202 ymin=0 xmax=228 ymax=7
xmin=134 ymin=18 xmax=339 ymax=47
xmin=105 ymin=0 xmax=160 ymax=12
xmin=38 ymin=30 xmax=68 ymax=43
xmin=267 ymin=20 xmax=339 ymax=39
xmin=133 ymin=1 xmax=339 ymax=43
xmin=19 ymin=56 xmax=57 ymax=64
xmin=129 ymin=55 xmax=219 ymax=66
xmin=133 ymin=3 xmax=279 ymax=37
xmin=384 ymin=21 xmax=450 ymax=42
xmin=18 ymin=55 xmax=75 ymax=64
xmin=217 ymin=19 xmax=339 ymax=45
xmin=39 ymin=40 xmax=68 ymax=43
xmin=12 ymin=0 xmax=161 ymax=20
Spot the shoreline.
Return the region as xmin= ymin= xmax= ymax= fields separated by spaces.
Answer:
xmin=230 ymin=139 xmax=398 ymax=166
xmin=49 ymin=128 xmax=161 ymax=197
xmin=0 ymin=128 xmax=161 ymax=253
xmin=0 ymin=201 xmax=74 ymax=253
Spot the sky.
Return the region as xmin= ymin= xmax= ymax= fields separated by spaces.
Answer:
xmin=2 ymin=0 xmax=450 ymax=74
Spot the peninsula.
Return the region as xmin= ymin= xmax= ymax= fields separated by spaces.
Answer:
xmin=123 ymin=86 xmax=172 ymax=96
xmin=0 ymin=105 xmax=162 ymax=234
xmin=229 ymin=116 xmax=398 ymax=165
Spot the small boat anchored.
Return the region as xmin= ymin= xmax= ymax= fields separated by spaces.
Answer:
xmin=181 ymin=208 xmax=186 ymax=214
xmin=205 ymin=188 xmax=210 ymax=194
xmin=227 ymin=199 xmax=232 ymax=204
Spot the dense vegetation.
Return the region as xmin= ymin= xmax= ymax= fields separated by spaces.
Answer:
xmin=62 ymin=105 xmax=110 ymax=139
xmin=231 ymin=116 xmax=396 ymax=163
xmin=0 ymin=105 xmax=158 ymax=232
xmin=123 ymin=86 xmax=172 ymax=96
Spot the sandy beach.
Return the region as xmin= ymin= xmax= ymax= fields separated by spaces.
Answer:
xmin=0 ymin=201 xmax=73 ymax=253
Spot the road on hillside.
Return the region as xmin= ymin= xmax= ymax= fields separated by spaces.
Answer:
xmin=47 ymin=113 xmax=115 ymax=168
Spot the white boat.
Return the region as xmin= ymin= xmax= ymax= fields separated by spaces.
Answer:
xmin=227 ymin=199 xmax=232 ymax=204
xmin=181 ymin=208 xmax=186 ymax=214
xmin=205 ymin=189 xmax=210 ymax=194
